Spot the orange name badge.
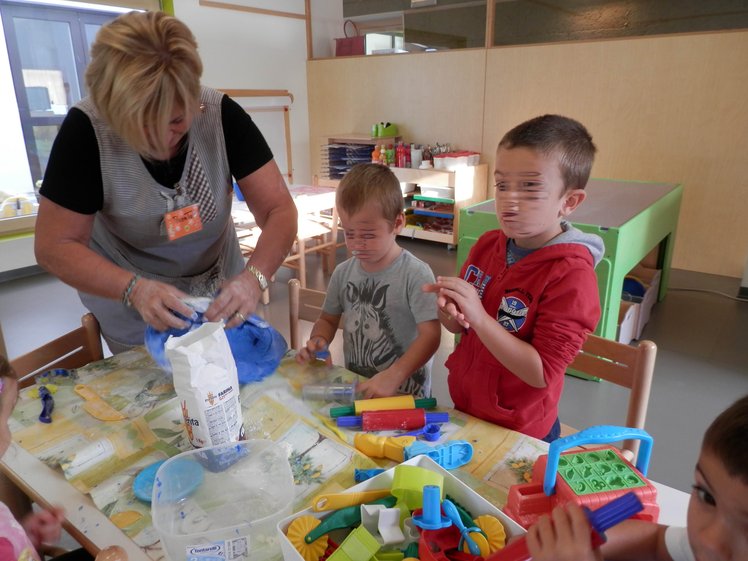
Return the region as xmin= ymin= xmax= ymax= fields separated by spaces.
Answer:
xmin=164 ymin=204 xmax=203 ymax=241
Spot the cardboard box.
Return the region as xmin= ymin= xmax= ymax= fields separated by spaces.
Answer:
xmin=277 ymin=455 xmax=525 ymax=561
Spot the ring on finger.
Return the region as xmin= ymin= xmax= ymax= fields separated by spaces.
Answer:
xmin=234 ymin=311 xmax=247 ymax=323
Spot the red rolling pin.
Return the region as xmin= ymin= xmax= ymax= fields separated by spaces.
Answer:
xmin=336 ymin=408 xmax=449 ymax=431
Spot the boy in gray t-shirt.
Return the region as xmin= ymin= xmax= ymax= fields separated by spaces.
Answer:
xmin=296 ymin=164 xmax=440 ymax=398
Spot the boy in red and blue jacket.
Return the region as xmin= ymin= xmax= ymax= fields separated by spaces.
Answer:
xmin=426 ymin=115 xmax=604 ymax=442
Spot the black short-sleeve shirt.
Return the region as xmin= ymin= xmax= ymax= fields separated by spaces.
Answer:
xmin=40 ymin=95 xmax=273 ymax=214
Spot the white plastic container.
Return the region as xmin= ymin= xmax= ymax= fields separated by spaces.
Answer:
xmin=277 ymin=455 xmax=525 ymax=561
xmin=153 ymin=439 xmax=294 ymax=561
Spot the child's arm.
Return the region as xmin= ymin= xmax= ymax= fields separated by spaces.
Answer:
xmin=295 ymin=311 xmax=340 ymax=364
xmin=433 ymin=276 xmax=546 ymax=387
xmin=357 ymin=319 xmax=441 ymax=399
xmin=600 ymin=520 xmax=674 ymax=561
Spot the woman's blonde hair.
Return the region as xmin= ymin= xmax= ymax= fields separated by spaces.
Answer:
xmin=85 ymin=11 xmax=202 ymax=160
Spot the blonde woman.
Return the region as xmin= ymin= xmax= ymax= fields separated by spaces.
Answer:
xmin=35 ymin=11 xmax=297 ymax=354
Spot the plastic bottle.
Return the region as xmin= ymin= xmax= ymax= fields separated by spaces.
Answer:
xmin=397 ymin=142 xmax=407 ymax=168
xmin=422 ymin=145 xmax=433 ymax=167
xmin=371 ymin=144 xmax=380 ymax=164
xmin=386 ymin=144 xmax=395 ymax=166
xmin=379 ymin=144 xmax=387 ymax=166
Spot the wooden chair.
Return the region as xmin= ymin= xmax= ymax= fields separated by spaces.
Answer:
xmin=239 ymin=207 xmax=339 ymax=293
xmin=562 ymin=334 xmax=657 ymax=461
xmin=10 ymin=312 xmax=103 ymax=386
xmin=4 ymin=314 xmax=109 ymax=558
xmin=288 ymin=278 xmax=344 ymax=350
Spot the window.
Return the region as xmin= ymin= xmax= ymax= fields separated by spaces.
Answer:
xmin=0 ymin=1 xmax=113 ymax=215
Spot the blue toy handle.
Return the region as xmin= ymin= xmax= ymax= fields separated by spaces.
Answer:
xmin=543 ymin=425 xmax=653 ymax=496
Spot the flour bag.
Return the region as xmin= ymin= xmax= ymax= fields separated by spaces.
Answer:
xmin=165 ymin=322 xmax=245 ymax=448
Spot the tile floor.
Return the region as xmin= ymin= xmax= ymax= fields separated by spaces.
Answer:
xmin=1 ymin=238 xmax=747 ymax=495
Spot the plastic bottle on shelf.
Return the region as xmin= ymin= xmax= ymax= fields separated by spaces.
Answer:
xmin=422 ymin=145 xmax=433 ymax=168
xmin=396 ymin=142 xmax=407 ymax=168
xmin=410 ymin=144 xmax=423 ymax=169
xmin=386 ymin=144 xmax=395 ymax=166
xmin=379 ymin=144 xmax=387 ymax=166
xmin=371 ymin=144 xmax=381 ymax=164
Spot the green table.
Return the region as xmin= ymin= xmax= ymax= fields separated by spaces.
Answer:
xmin=457 ymin=179 xmax=683 ymax=340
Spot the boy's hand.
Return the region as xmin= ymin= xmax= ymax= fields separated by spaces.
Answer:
xmin=426 ymin=276 xmax=485 ymax=330
xmin=357 ymin=369 xmax=403 ymax=399
xmin=296 ymin=336 xmax=329 ymax=365
xmin=526 ymin=502 xmax=603 ymax=561
xmin=21 ymin=506 xmax=65 ymax=549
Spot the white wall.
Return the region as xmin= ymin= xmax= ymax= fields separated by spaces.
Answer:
xmin=174 ymin=0 xmax=315 ymax=184
xmin=0 ymin=11 xmax=35 ymax=198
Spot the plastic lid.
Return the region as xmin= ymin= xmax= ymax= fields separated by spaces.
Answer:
xmin=153 ymin=458 xmax=204 ymax=503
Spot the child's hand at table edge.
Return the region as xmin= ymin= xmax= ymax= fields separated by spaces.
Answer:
xmin=21 ymin=506 xmax=65 ymax=550
xmin=525 ymin=502 xmax=603 ymax=561
xmin=295 ymin=336 xmax=328 ymax=365
xmin=357 ymin=369 xmax=404 ymax=399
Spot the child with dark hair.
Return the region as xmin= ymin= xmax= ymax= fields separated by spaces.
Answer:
xmin=426 ymin=115 xmax=604 ymax=441
xmin=525 ymin=394 xmax=748 ymax=561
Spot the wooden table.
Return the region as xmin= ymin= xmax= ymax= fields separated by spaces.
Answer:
xmin=2 ymin=349 xmax=689 ymax=560
xmin=457 ymin=179 xmax=683 ymax=341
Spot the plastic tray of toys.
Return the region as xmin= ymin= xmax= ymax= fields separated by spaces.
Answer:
xmin=277 ymin=455 xmax=525 ymax=561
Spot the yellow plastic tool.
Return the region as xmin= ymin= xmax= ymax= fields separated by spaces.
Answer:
xmin=74 ymin=384 xmax=127 ymax=421
xmin=311 ymin=488 xmax=391 ymax=512
xmin=355 ymin=395 xmax=415 ymax=415
xmin=285 ymin=515 xmax=327 ymax=561
xmin=474 ymin=514 xmax=507 ymax=552
xmin=353 ymin=433 xmax=416 ymax=462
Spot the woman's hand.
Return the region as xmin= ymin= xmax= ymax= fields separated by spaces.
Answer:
xmin=21 ymin=506 xmax=65 ymax=550
xmin=204 ymin=268 xmax=263 ymax=328
xmin=128 ymin=277 xmax=193 ymax=331
xmin=526 ymin=503 xmax=603 ymax=561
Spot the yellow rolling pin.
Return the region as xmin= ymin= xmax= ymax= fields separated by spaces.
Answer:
xmin=330 ymin=396 xmax=437 ymax=418
xmin=354 ymin=432 xmax=417 ymax=462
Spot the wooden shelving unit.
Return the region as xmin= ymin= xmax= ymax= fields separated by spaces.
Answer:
xmin=319 ymin=134 xmax=487 ymax=248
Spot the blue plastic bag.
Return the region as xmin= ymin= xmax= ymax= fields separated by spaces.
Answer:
xmin=145 ymin=313 xmax=287 ymax=384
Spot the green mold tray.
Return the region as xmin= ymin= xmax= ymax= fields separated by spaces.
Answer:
xmin=557 ymin=449 xmax=645 ymax=496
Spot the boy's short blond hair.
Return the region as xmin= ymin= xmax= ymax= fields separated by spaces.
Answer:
xmin=336 ymin=163 xmax=404 ymax=223
xmin=702 ymin=394 xmax=748 ymax=484
xmin=85 ymin=11 xmax=202 ymax=160
xmin=498 ymin=114 xmax=597 ymax=191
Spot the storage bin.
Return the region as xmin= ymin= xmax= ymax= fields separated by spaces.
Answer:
xmin=630 ymin=266 xmax=661 ymax=340
xmin=617 ymin=300 xmax=639 ymax=345
xmin=419 ymin=184 xmax=455 ymax=199
xmin=277 ymin=455 xmax=525 ymax=561
xmin=152 ymin=439 xmax=294 ymax=561
xmin=617 ymin=266 xmax=661 ymax=343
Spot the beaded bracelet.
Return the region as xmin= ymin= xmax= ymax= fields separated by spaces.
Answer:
xmin=122 ymin=274 xmax=141 ymax=307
